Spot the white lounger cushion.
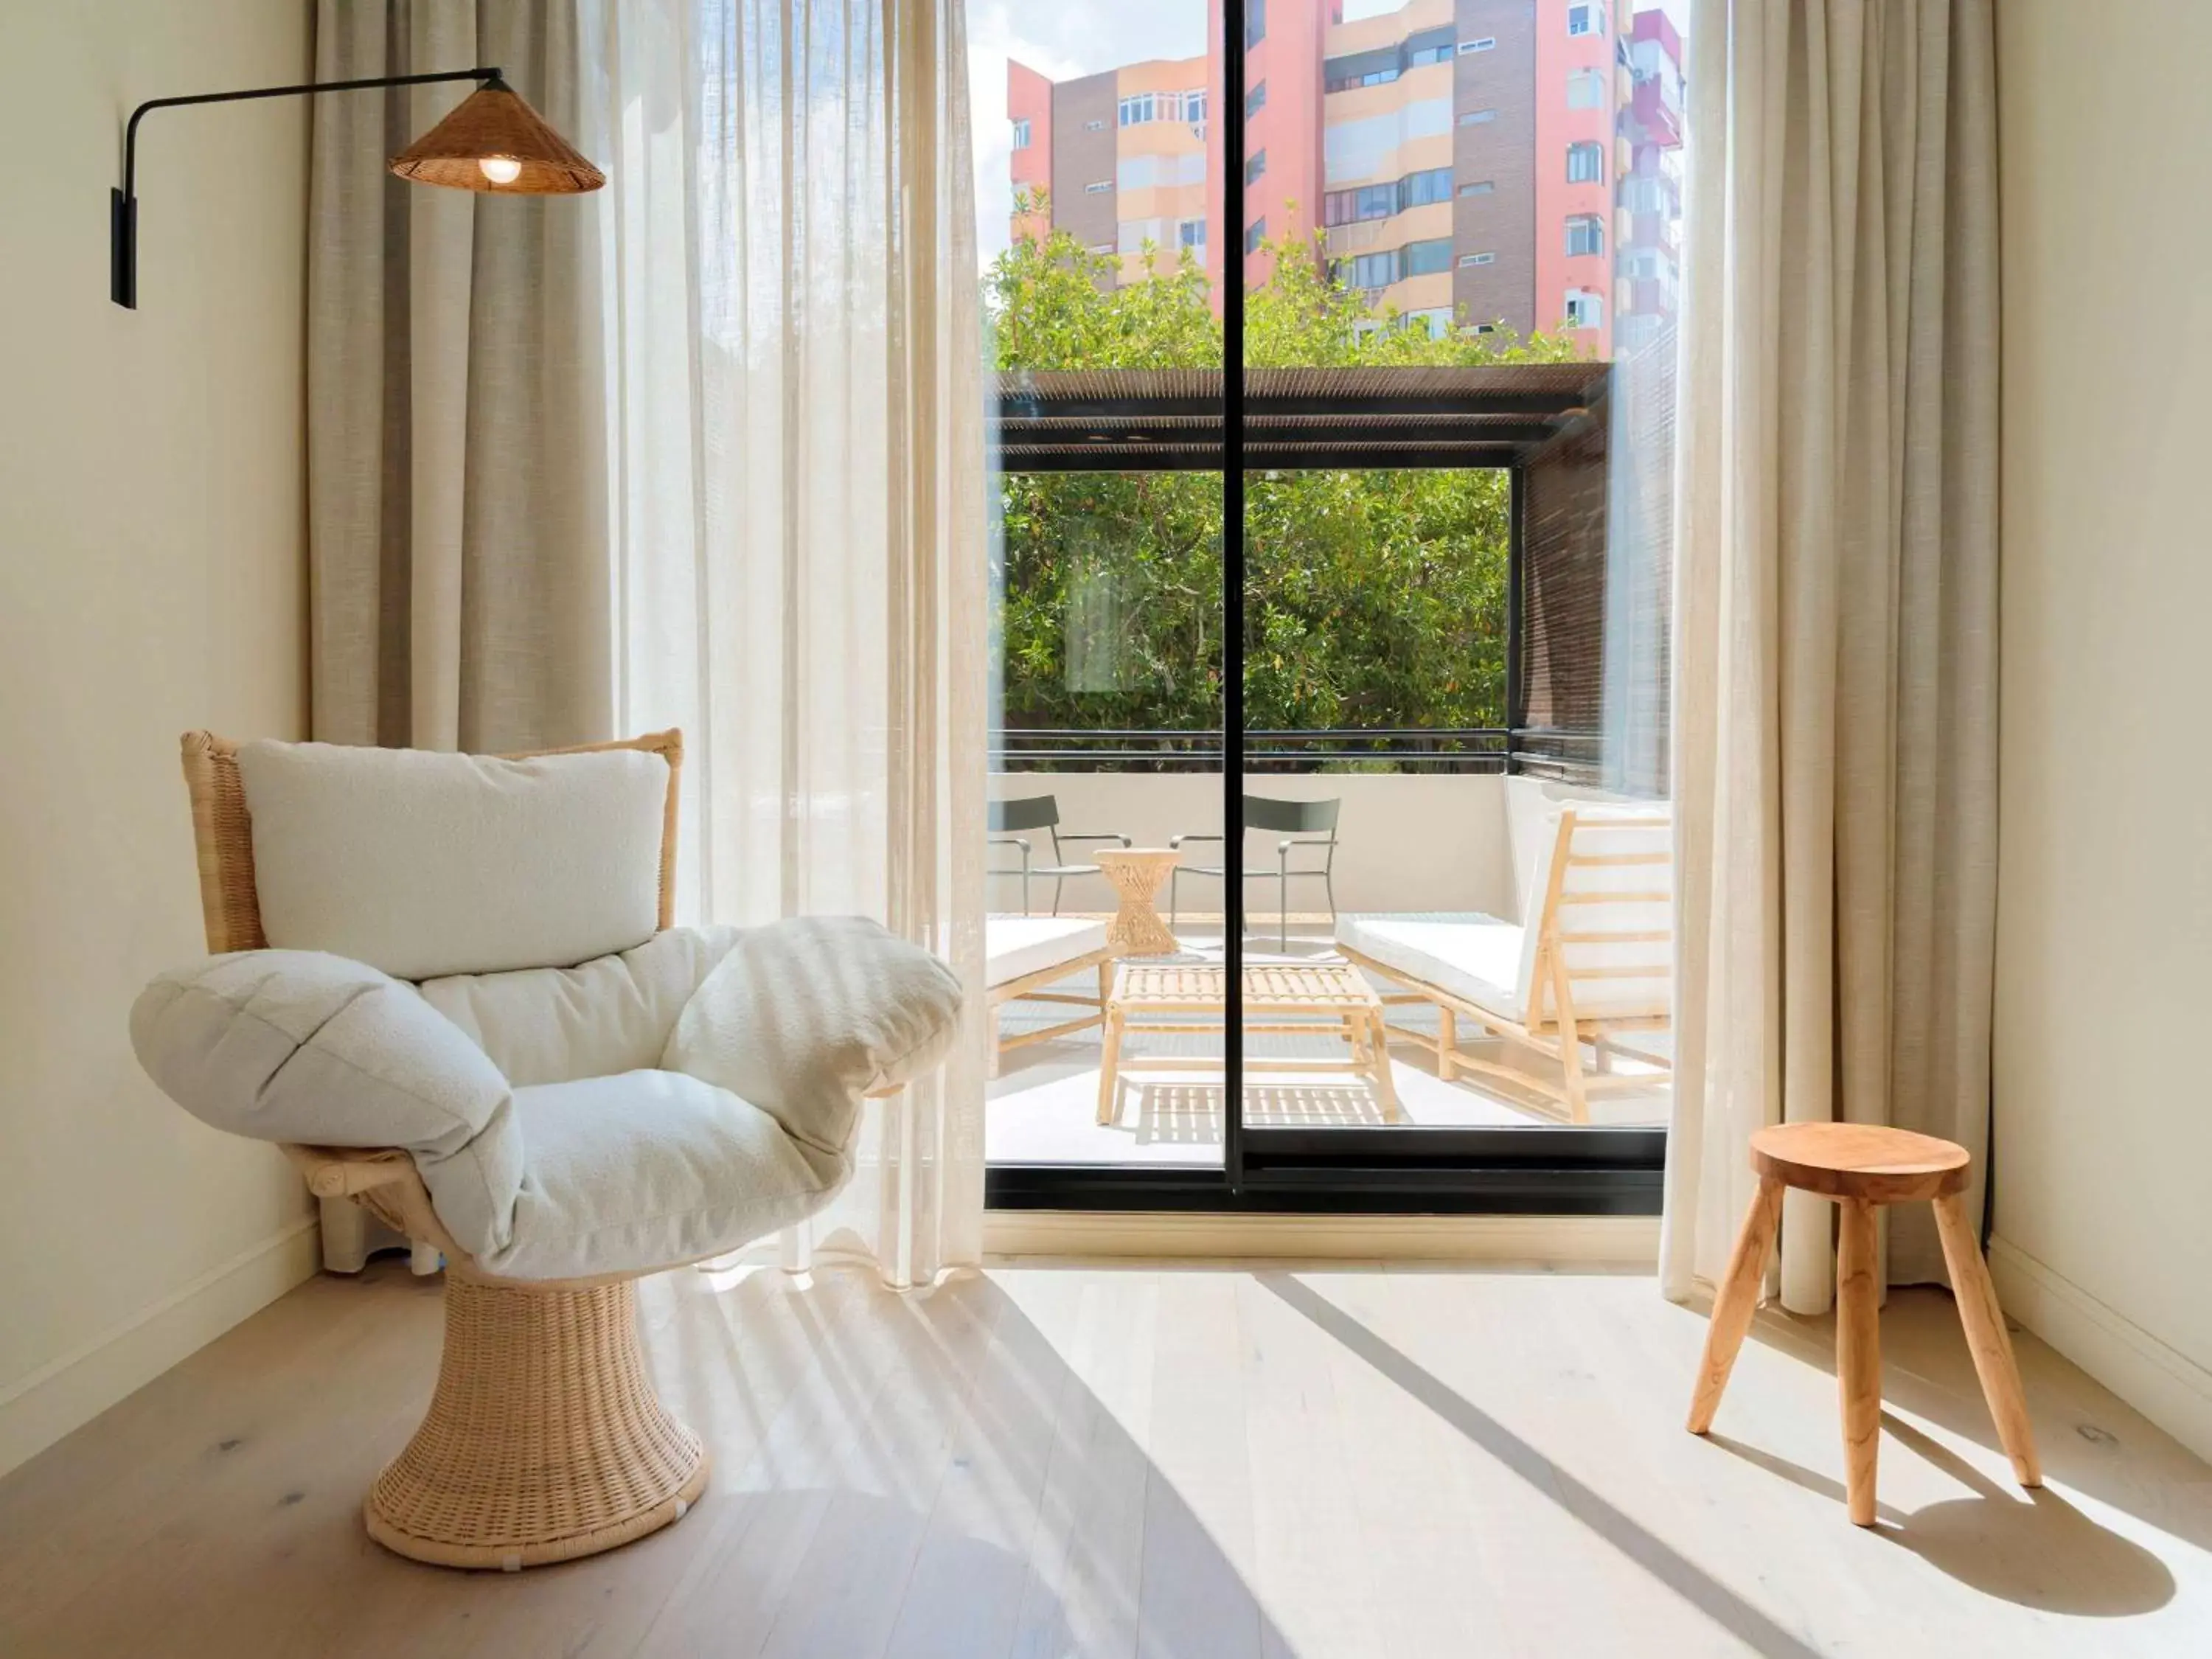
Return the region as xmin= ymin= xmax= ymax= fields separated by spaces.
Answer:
xmin=985 ymin=915 xmax=1110 ymax=989
xmin=234 ymin=739 xmax=669 ymax=980
xmin=1337 ymin=913 xmax=1525 ymax=1022
xmin=1338 ymin=803 xmax=1671 ymax=1029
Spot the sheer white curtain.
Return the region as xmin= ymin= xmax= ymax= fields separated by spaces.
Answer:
xmin=1662 ymin=0 xmax=1999 ymax=1312
xmin=580 ymin=0 xmax=989 ymax=1285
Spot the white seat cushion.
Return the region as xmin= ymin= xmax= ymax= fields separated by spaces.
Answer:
xmin=483 ymin=1071 xmax=841 ymax=1281
xmin=418 ymin=925 xmax=741 ymax=1085
xmin=1336 ymin=913 xmax=1526 ymax=1021
xmin=985 ymin=915 xmax=1110 ymax=989
xmin=234 ymin=739 xmax=669 ymax=980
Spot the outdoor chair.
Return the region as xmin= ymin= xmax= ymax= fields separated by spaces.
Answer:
xmin=988 ymin=795 xmax=1130 ymax=916
xmin=1169 ymin=795 xmax=1341 ymax=951
xmin=1334 ymin=801 xmax=1671 ymax=1123
xmin=130 ymin=730 xmax=960 ymax=1569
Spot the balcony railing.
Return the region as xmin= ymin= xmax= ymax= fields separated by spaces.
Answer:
xmin=989 ymin=726 xmax=1603 ymax=776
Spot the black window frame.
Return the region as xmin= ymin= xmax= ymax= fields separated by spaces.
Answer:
xmin=984 ymin=0 xmax=1665 ymax=1221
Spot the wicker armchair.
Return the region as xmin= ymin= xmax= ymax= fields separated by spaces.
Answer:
xmin=156 ymin=730 xmax=953 ymax=1571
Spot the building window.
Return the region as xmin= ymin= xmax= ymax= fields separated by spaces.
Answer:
xmin=1565 ymin=288 xmax=1604 ymax=329
xmin=1118 ymin=94 xmax=1153 ymax=127
xmin=1458 ymin=37 xmax=1496 ymax=54
xmin=1406 ymin=27 xmax=1455 ymax=67
xmin=1458 ymin=108 xmax=1498 ymax=127
xmin=1341 ymin=248 xmax=1399 ymax=290
xmin=1245 ymin=217 xmax=1267 ymax=254
xmin=1246 ymin=0 xmax=1266 ymax=49
xmin=1565 ymin=214 xmax=1605 ymax=257
xmin=1011 ymin=116 xmax=1031 ymax=150
xmin=1566 ymin=69 xmax=1605 ymax=109
xmin=1566 ymin=141 xmax=1604 ymax=184
xmin=1471 ymin=321 xmax=1497 ymax=334
xmin=1458 ymin=180 xmax=1494 ymax=198
xmin=1402 ymin=166 xmax=1452 ymax=208
xmin=1117 ymin=218 xmax=1164 ymax=254
xmin=1403 ymin=237 xmax=1453 ymax=276
xmin=1085 ymin=180 xmax=1112 ymax=195
xmin=1186 ymin=89 xmax=1207 ymax=124
xmin=1459 ymin=251 xmax=1496 ymax=267
xmin=1178 ymin=218 xmax=1207 ymax=251
xmin=1246 ymin=81 xmax=1267 ymax=118
xmin=1245 ymin=150 xmax=1267 ymax=185
xmin=1405 ymin=307 xmax=1453 ymax=338
xmin=1568 ymin=3 xmax=1603 ymax=38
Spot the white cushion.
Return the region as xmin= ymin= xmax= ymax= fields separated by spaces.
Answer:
xmin=419 ymin=925 xmax=741 ymax=1085
xmin=1337 ymin=913 xmax=1526 ymax=1021
xmin=234 ymin=739 xmax=668 ymax=980
xmin=985 ymin=915 xmax=1110 ymax=989
xmin=480 ymin=1071 xmax=844 ymax=1281
xmin=128 ymin=950 xmax=524 ymax=1262
xmin=664 ymin=917 xmax=964 ymax=1158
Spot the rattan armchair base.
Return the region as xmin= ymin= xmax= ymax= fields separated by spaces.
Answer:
xmin=366 ymin=1273 xmax=709 ymax=1571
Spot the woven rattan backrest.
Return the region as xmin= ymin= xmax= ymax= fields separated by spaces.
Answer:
xmin=177 ymin=730 xmax=684 ymax=956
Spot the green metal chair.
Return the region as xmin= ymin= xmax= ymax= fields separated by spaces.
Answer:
xmin=988 ymin=795 xmax=1130 ymax=916
xmin=1170 ymin=795 xmax=1341 ymax=951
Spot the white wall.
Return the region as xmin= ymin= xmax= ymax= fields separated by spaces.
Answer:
xmin=0 ymin=2 xmax=314 ymax=1475
xmin=1993 ymin=3 xmax=2212 ymax=1461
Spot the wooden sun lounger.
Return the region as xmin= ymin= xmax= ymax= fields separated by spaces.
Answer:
xmin=1336 ymin=807 xmax=1674 ymax=1125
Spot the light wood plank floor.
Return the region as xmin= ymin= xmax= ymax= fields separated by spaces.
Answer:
xmin=1 ymin=1255 xmax=2208 ymax=1657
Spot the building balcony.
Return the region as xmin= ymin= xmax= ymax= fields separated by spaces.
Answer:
xmin=984 ymin=742 xmax=1673 ymax=1168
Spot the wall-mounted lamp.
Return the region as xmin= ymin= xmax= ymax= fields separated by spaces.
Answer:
xmin=112 ymin=67 xmax=605 ymax=309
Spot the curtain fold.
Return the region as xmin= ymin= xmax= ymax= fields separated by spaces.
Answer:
xmin=308 ymin=0 xmax=611 ymax=753
xmin=585 ymin=0 xmax=989 ymax=1285
xmin=1662 ymin=0 xmax=1998 ymax=1312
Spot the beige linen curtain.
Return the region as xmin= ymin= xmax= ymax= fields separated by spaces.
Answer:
xmin=1662 ymin=0 xmax=1999 ymax=1312
xmin=585 ymin=0 xmax=990 ymax=1284
xmin=308 ymin=0 xmax=609 ymax=752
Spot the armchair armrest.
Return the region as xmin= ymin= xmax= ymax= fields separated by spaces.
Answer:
xmin=1275 ymin=833 xmax=1339 ymax=855
xmin=1170 ymin=832 xmax=1225 ymax=851
xmin=132 ymin=948 xmax=526 ymax=1265
xmin=1054 ymin=831 xmax=1133 ymax=849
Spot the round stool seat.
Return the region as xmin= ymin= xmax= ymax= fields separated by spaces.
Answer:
xmin=1749 ymin=1121 xmax=1969 ymax=1203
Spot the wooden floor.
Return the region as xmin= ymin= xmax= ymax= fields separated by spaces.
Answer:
xmin=2 ymin=1255 xmax=2208 ymax=1658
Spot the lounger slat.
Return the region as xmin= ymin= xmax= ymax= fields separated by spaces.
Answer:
xmin=1559 ymin=890 xmax=1669 ymax=905
xmin=1566 ymin=851 xmax=1671 ymax=866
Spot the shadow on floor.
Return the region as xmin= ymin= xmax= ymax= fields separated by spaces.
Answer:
xmin=1259 ymin=1270 xmax=1829 ymax=1659
xmin=1705 ymin=1416 xmax=2174 ymax=1615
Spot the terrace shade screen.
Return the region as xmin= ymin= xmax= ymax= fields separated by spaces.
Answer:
xmin=1515 ymin=401 xmax=1610 ymax=785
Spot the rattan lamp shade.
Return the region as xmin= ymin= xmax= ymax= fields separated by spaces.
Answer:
xmin=388 ymin=75 xmax=604 ymax=194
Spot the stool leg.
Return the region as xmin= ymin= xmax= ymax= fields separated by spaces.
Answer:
xmin=1837 ymin=1197 xmax=1882 ymax=1526
xmin=1932 ymin=1192 xmax=2043 ymax=1488
xmin=1687 ymin=1172 xmax=1784 ymax=1433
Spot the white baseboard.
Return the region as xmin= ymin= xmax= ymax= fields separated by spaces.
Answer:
xmin=1989 ymin=1233 xmax=2212 ymax=1466
xmin=985 ymin=1208 xmax=1659 ymax=1265
xmin=0 ymin=1216 xmax=321 ymax=1480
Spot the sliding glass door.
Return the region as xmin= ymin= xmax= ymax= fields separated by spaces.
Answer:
xmin=982 ymin=0 xmax=1684 ymax=1213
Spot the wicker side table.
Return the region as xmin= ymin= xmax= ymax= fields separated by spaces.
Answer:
xmin=1094 ymin=846 xmax=1182 ymax=956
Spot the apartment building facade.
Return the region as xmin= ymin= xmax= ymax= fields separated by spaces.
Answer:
xmin=1008 ymin=0 xmax=1685 ymax=350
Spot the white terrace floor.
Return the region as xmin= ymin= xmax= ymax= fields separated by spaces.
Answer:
xmin=986 ymin=920 xmax=1671 ymax=1167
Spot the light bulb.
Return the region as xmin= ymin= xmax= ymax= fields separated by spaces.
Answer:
xmin=478 ymin=156 xmax=523 ymax=186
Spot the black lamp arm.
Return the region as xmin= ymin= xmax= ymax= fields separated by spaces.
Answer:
xmin=111 ymin=65 xmax=502 ymax=310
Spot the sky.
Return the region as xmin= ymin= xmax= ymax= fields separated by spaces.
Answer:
xmin=965 ymin=1 xmax=1694 ymax=271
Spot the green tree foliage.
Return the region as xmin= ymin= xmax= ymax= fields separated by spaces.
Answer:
xmin=990 ymin=192 xmax=1585 ymax=751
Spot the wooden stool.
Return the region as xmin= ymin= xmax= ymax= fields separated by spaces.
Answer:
xmin=1686 ymin=1122 xmax=2042 ymax=1526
